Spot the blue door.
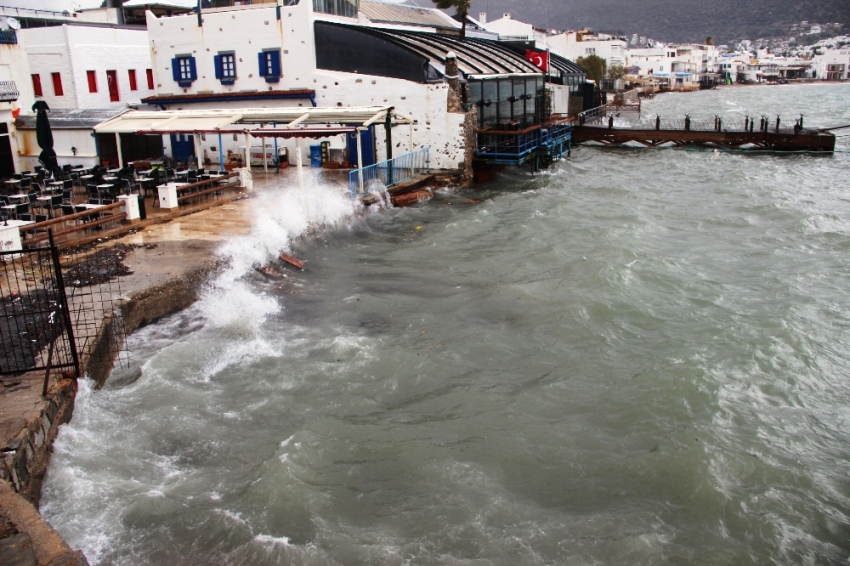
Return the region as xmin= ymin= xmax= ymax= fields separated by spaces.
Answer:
xmin=347 ymin=126 xmax=375 ymax=168
xmin=170 ymin=134 xmax=195 ymax=165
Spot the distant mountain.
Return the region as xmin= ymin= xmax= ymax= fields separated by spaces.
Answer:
xmin=468 ymin=0 xmax=850 ymax=44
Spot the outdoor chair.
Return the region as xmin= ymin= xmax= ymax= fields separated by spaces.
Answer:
xmin=86 ymin=184 xmax=101 ymax=204
xmin=12 ymin=202 xmax=29 ymax=219
xmin=62 ymin=190 xmax=73 ymax=205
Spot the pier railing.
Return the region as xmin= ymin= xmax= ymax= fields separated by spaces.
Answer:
xmin=577 ymin=110 xmax=809 ymax=134
xmin=349 ymin=148 xmax=429 ymax=199
xmin=475 ymin=117 xmax=572 ymax=165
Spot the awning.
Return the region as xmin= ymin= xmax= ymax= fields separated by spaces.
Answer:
xmin=93 ymin=106 xmax=413 ymax=135
xmin=250 ymin=127 xmax=356 ymax=139
xmin=675 ymin=72 xmax=693 ymax=77
xmin=16 ymin=107 xmax=129 ymax=130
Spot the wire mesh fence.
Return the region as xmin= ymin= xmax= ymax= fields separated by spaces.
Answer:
xmin=0 ymin=229 xmax=128 ymax=392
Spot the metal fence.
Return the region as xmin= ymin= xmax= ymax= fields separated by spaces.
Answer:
xmin=349 ymin=148 xmax=429 ymax=200
xmin=0 ymin=229 xmax=128 ymax=392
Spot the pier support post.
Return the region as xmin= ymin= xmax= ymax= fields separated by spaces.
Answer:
xmin=356 ymin=128 xmax=364 ymax=194
xmin=115 ymin=132 xmax=124 ymax=168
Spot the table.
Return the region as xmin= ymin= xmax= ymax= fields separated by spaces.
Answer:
xmin=6 ymin=193 xmax=29 ymax=202
xmin=103 ymin=176 xmax=118 ymax=182
xmin=107 ymin=168 xmax=122 ymax=174
xmin=49 ymin=181 xmax=64 ymax=187
xmin=4 ymin=179 xmax=20 ymax=186
xmin=0 ymin=219 xmax=34 ymax=257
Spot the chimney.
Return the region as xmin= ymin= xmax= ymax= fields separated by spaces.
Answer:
xmin=478 ymin=12 xmax=487 ymax=24
xmin=503 ymin=13 xmax=510 ymax=19
xmin=105 ymin=0 xmax=125 ymax=24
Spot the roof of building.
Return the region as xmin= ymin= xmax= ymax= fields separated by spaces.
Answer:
xmin=339 ymin=24 xmax=585 ymax=78
xmin=16 ymin=107 xmax=129 ymax=130
xmin=140 ymin=89 xmax=316 ymax=106
xmin=359 ymin=1 xmax=459 ymax=30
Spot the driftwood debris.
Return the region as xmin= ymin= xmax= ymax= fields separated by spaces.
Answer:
xmin=278 ymin=252 xmax=305 ymax=270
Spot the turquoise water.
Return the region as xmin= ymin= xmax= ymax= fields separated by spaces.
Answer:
xmin=42 ymin=83 xmax=850 ymax=565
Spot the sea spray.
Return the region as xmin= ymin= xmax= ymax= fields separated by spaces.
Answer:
xmin=198 ymin=176 xmax=358 ymax=333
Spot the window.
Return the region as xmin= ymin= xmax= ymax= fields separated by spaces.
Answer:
xmin=146 ymin=68 xmax=154 ymax=89
xmin=31 ymin=74 xmax=42 ymax=97
xmin=171 ymin=56 xmax=197 ymax=87
xmin=584 ymin=48 xmax=596 ymax=55
xmin=258 ymin=50 xmax=281 ymax=83
xmin=106 ymin=70 xmax=119 ymax=101
xmin=128 ymin=69 xmax=137 ymax=91
xmin=214 ymin=52 xmax=237 ymax=85
xmin=313 ymin=0 xmax=356 ymax=18
xmin=86 ymin=70 xmax=97 ymax=93
xmin=51 ymin=72 xmax=64 ymax=96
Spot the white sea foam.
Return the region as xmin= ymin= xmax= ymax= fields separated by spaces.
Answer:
xmin=254 ymin=534 xmax=291 ymax=547
xmin=197 ymin=177 xmax=357 ymax=334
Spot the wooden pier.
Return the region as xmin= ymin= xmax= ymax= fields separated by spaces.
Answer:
xmin=572 ymin=107 xmax=836 ymax=153
xmin=572 ymin=125 xmax=836 ymax=152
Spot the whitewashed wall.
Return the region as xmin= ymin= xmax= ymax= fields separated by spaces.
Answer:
xmin=17 ymin=128 xmax=99 ymax=170
xmin=0 ymin=37 xmax=36 ymax=174
xmin=146 ymin=3 xmax=468 ymax=170
xmin=22 ymin=25 xmax=153 ymax=110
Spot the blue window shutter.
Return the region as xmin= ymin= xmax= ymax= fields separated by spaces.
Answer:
xmin=188 ymin=57 xmax=197 ymax=80
xmin=258 ymin=52 xmax=267 ymax=77
xmin=214 ymin=54 xmax=223 ymax=79
xmin=270 ymin=50 xmax=281 ymax=76
xmin=171 ymin=57 xmax=180 ymax=81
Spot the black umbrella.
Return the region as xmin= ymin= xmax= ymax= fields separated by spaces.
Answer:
xmin=32 ymin=100 xmax=60 ymax=176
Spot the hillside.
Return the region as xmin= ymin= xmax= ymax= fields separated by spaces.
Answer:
xmin=468 ymin=0 xmax=850 ymax=44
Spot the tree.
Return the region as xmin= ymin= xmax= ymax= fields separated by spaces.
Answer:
xmin=433 ymin=0 xmax=470 ymax=39
xmin=705 ymin=36 xmax=714 ymax=45
xmin=607 ymin=63 xmax=626 ymax=80
xmin=576 ymin=55 xmax=607 ymax=85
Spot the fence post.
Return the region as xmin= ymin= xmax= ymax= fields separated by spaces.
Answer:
xmin=48 ymin=228 xmax=80 ymax=380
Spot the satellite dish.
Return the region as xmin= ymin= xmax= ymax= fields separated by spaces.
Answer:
xmin=6 ymin=17 xmax=20 ymax=30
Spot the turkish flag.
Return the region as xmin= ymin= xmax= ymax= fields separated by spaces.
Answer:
xmin=525 ymin=49 xmax=549 ymax=72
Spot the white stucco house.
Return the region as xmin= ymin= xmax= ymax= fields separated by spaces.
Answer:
xmin=547 ymin=31 xmax=627 ymax=68
xmin=0 ymin=27 xmax=33 ymax=178
xmin=14 ymin=23 xmax=160 ymax=170
xmin=139 ymin=0 xmax=586 ymax=173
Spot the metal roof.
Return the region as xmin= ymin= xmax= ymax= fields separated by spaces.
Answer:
xmin=93 ymin=106 xmax=413 ymax=134
xmin=16 ymin=107 xmax=130 ymax=130
xmin=332 ymin=24 xmax=544 ymax=76
xmin=360 ymin=1 xmax=459 ymax=30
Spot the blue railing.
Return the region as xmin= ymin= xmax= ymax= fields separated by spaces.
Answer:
xmin=476 ymin=121 xmax=572 ymax=165
xmin=349 ymin=148 xmax=429 ymax=200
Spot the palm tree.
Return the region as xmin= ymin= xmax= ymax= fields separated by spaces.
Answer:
xmin=433 ymin=0 xmax=470 ymax=39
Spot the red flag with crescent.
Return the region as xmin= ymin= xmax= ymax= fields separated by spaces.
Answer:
xmin=525 ymin=49 xmax=549 ymax=72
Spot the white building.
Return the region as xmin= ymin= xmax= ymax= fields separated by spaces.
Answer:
xmin=483 ymin=13 xmax=547 ymax=44
xmin=140 ymin=1 xmax=585 ymax=172
xmin=0 ymin=26 xmax=32 ymax=178
xmin=16 ymin=23 xmax=158 ymax=170
xmin=810 ymin=36 xmax=850 ymax=80
xmin=547 ymin=30 xmax=627 ymax=68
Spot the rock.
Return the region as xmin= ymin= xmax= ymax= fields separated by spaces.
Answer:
xmin=46 ymin=550 xmax=91 ymax=566
xmin=0 ymin=533 xmax=37 ymax=566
